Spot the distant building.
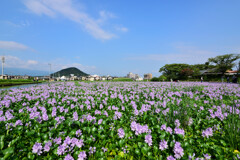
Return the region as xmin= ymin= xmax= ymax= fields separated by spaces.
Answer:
xmin=127 ymin=72 xmax=135 ymax=79
xmin=127 ymin=72 xmax=141 ymax=80
xmin=107 ymin=76 xmax=113 ymax=80
xmin=136 ymin=77 xmax=143 ymax=81
xmin=144 ymin=73 xmax=152 ymax=80
xmin=225 ymin=70 xmax=238 ymax=75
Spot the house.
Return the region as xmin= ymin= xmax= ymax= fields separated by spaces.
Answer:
xmin=107 ymin=76 xmax=113 ymax=80
xmin=136 ymin=77 xmax=143 ymax=81
xmin=60 ymin=76 xmax=67 ymax=81
xmin=225 ymin=70 xmax=238 ymax=75
xmin=101 ymin=77 xmax=106 ymax=81
xmin=0 ymin=75 xmax=7 ymax=79
xmin=144 ymin=73 xmax=152 ymax=80
xmin=80 ymin=76 xmax=86 ymax=81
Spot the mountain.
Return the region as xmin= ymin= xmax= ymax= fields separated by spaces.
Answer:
xmin=51 ymin=67 xmax=89 ymax=77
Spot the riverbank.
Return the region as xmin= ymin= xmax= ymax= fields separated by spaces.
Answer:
xmin=0 ymin=79 xmax=45 ymax=87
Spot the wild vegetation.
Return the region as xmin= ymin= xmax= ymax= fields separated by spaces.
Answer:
xmin=0 ymin=82 xmax=240 ymax=159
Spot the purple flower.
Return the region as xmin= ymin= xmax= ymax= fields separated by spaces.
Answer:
xmin=5 ymin=111 xmax=14 ymax=121
xmin=161 ymin=124 xmax=167 ymax=130
xmin=52 ymin=107 xmax=57 ymax=117
xmin=167 ymin=155 xmax=176 ymax=160
xmin=76 ymin=129 xmax=82 ymax=137
xmin=32 ymin=142 xmax=43 ymax=155
xmin=98 ymin=119 xmax=103 ymax=125
xmin=175 ymin=119 xmax=180 ymax=127
xmin=145 ymin=134 xmax=152 ymax=146
xmin=166 ymin=127 xmax=173 ymax=134
xmin=64 ymin=154 xmax=74 ymax=160
xmin=173 ymin=142 xmax=184 ymax=159
xmin=75 ymin=139 xmax=84 ymax=148
xmin=78 ymin=151 xmax=87 ymax=160
xmin=113 ymin=111 xmax=122 ymax=120
xmin=42 ymin=113 xmax=48 ymax=121
xmin=44 ymin=141 xmax=52 ymax=152
xmin=202 ymin=128 xmax=213 ymax=138
xmin=64 ymin=136 xmax=72 ymax=145
xmin=118 ymin=128 xmax=125 ymax=138
xmin=53 ymin=137 xmax=62 ymax=145
xmin=203 ymin=153 xmax=211 ymax=160
xmin=174 ymin=128 xmax=185 ymax=136
xmin=102 ymin=147 xmax=108 ymax=152
xmin=159 ymin=140 xmax=168 ymax=151
xmin=57 ymin=145 xmax=66 ymax=155
xmin=73 ymin=111 xmax=78 ymax=121
xmin=89 ymin=146 xmax=96 ymax=155
xmin=15 ymin=120 xmax=23 ymax=126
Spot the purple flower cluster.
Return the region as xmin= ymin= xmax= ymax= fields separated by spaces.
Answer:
xmin=32 ymin=142 xmax=43 ymax=155
xmin=174 ymin=128 xmax=185 ymax=136
xmin=173 ymin=142 xmax=184 ymax=159
xmin=78 ymin=151 xmax=87 ymax=160
xmin=202 ymin=127 xmax=213 ymax=138
xmin=161 ymin=124 xmax=173 ymax=134
xmin=118 ymin=128 xmax=125 ymax=138
xmin=159 ymin=139 xmax=168 ymax=151
xmin=130 ymin=121 xmax=151 ymax=135
xmin=145 ymin=134 xmax=152 ymax=146
xmin=113 ymin=111 xmax=122 ymax=120
xmin=44 ymin=141 xmax=52 ymax=152
xmin=76 ymin=129 xmax=82 ymax=137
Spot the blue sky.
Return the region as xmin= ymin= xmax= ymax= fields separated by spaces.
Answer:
xmin=0 ymin=0 xmax=240 ymax=76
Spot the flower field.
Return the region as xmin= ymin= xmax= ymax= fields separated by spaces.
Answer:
xmin=0 ymin=82 xmax=240 ymax=160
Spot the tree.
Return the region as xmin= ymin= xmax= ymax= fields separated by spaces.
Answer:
xmin=181 ymin=68 xmax=194 ymax=77
xmin=208 ymin=54 xmax=240 ymax=75
xmin=237 ymin=61 xmax=240 ymax=75
xmin=159 ymin=64 xmax=191 ymax=80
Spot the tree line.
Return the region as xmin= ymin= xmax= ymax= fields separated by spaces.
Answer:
xmin=152 ymin=54 xmax=240 ymax=81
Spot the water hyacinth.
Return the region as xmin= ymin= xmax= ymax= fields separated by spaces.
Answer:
xmin=159 ymin=139 xmax=168 ymax=151
xmin=118 ymin=128 xmax=125 ymax=138
xmin=174 ymin=142 xmax=184 ymax=159
xmin=0 ymin=81 xmax=239 ymax=159
xmin=32 ymin=142 xmax=43 ymax=155
xmin=145 ymin=134 xmax=152 ymax=146
xmin=78 ymin=151 xmax=87 ymax=160
xmin=202 ymin=128 xmax=213 ymax=138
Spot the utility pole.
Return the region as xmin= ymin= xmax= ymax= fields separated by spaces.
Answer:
xmin=48 ymin=63 xmax=51 ymax=82
xmin=1 ymin=56 xmax=5 ymax=79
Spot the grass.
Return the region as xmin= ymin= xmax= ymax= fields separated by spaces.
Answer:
xmin=0 ymin=79 xmax=44 ymax=87
xmin=111 ymin=78 xmax=133 ymax=82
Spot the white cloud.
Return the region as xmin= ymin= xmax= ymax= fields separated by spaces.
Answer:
xmin=23 ymin=0 xmax=55 ymax=17
xmin=23 ymin=0 xmax=117 ymax=40
xmin=2 ymin=55 xmax=96 ymax=74
xmin=0 ymin=41 xmax=29 ymax=50
xmin=127 ymin=44 xmax=219 ymax=64
xmin=115 ymin=26 xmax=128 ymax=32
xmin=27 ymin=60 xmax=38 ymax=65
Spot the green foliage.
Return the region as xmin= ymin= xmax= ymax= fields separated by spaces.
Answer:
xmin=150 ymin=77 xmax=160 ymax=82
xmin=112 ymin=78 xmax=133 ymax=82
xmin=208 ymin=54 xmax=240 ymax=74
xmin=159 ymin=75 xmax=167 ymax=81
xmin=159 ymin=63 xmax=194 ymax=80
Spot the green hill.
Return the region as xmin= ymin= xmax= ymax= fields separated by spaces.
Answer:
xmin=51 ymin=67 xmax=89 ymax=77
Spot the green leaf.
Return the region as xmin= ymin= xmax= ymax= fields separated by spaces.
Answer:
xmin=135 ymin=148 xmax=140 ymax=155
xmin=0 ymin=142 xmax=4 ymax=150
xmin=27 ymin=152 xmax=35 ymax=159
xmin=141 ymin=146 xmax=148 ymax=155
xmin=2 ymin=147 xmax=14 ymax=157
